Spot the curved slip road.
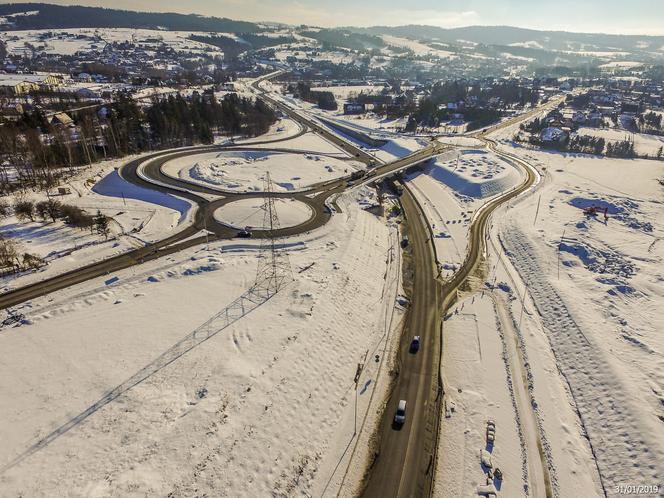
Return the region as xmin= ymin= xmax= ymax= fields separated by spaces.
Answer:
xmin=0 ymin=73 xmax=549 ymax=498
xmin=361 ymin=139 xmax=542 ymax=498
xmin=0 ymin=74 xmax=447 ymax=311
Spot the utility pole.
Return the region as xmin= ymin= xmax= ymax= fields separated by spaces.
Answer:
xmin=557 ymin=229 xmax=566 ymax=280
xmin=254 ymin=172 xmax=293 ymax=298
xmin=518 ymin=283 xmax=528 ymax=330
xmin=204 ymin=215 xmax=209 ymax=250
xmin=353 ymin=350 xmax=368 ymax=437
xmin=533 ymin=194 xmax=542 ymax=226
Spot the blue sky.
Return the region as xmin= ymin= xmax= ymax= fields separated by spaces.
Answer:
xmin=11 ymin=0 xmax=664 ymax=35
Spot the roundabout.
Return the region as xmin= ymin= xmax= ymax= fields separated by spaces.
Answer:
xmin=213 ymin=197 xmax=314 ymax=230
xmin=161 ymin=149 xmax=356 ymax=193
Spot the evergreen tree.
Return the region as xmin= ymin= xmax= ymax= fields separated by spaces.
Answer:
xmin=94 ymin=210 xmax=110 ymax=239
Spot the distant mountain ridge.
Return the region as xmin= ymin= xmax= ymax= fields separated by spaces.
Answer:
xmin=348 ymin=25 xmax=664 ymax=53
xmin=0 ymin=3 xmax=260 ymax=33
xmin=1 ymin=3 xmax=663 ymax=57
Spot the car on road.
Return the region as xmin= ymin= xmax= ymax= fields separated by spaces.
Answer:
xmin=394 ymin=399 xmax=407 ymax=425
xmin=410 ymin=336 xmax=421 ymax=353
xmin=236 ymin=229 xmax=252 ymax=238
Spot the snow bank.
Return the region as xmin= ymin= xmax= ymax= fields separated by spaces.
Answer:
xmin=162 ymin=150 xmax=355 ymax=193
xmin=213 ymin=198 xmax=313 ymax=229
xmin=425 ymin=150 xmax=521 ymax=199
xmin=93 ymin=169 xmax=192 ymax=224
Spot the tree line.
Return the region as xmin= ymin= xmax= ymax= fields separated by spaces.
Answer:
xmin=637 ymin=111 xmax=663 ymax=136
xmin=518 ymin=131 xmax=652 ymax=159
xmin=0 ymin=90 xmax=277 ymax=193
xmin=0 ymin=197 xmax=111 ymax=274
xmin=411 ymin=80 xmax=538 ymax=129
xmin=288 ymin=82 xmax=338 ymax=111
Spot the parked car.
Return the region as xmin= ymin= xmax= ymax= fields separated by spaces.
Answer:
xmin=410 ymin=336 xmax=421 ymax=353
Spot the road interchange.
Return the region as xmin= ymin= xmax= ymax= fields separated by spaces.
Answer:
xmin=0 ymin=77 xmax=444 ymax=310
xmin=1 ymin=71 xmax=554 ymax=498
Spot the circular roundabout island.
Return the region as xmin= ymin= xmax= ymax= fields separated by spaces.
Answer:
xmin=213 ymin=198 xmax=313 ymax=230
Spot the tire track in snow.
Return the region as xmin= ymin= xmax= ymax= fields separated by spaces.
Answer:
xmin=500 ymin=228 xmax=664 ymax=497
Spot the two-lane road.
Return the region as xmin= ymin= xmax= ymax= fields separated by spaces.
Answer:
xmin=362 ymin=187 xmax=442 ymax=498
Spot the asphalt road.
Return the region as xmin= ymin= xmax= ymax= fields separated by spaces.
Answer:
xmin=0 ymin=74 xmax=445 ymax=311
xmin=249 ymin=74 xmax=451 ymax=498
xmin=362 ymin=186 xmax=442 ymax=498
xmin=362 ymin=120 xmax=544 ymax=498
xmin=0 ymin=74 xmax=544 ymax=498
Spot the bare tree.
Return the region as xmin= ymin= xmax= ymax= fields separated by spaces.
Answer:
xmin=14 ymin=199 xmax=35 ymax=222
xmin=0 ymin=236 xmax=20 ymax=270
xmin=0 ymin=200 xmax=10 ymax=218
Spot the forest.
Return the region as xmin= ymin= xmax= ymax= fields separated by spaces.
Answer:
xmin=0 ymin=3 xmax=259 ymax=32
xmin=0 ymin=91 xmax=277 ymax=193
xmin=288 ymin=82 xmax=338 ymax=111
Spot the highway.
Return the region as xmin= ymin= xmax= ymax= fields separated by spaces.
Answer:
xmin=1 ymin=71 xmax=547 ymax=498
xmin=250 ymin=73 xmax=449 ymax=498
xmin=0 ymin=74 xmax=446 ymax=311
xmin=362 ymin=185 xmax=442 ymax=497
xmin=361 ymin=118 xmax=545 ymax=497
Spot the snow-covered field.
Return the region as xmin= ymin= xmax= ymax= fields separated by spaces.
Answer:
xmin=333 ymin=114 xmax=409 ymax=133
xmin=513 ymin=161 xmax=662 ymax=490
xmin=0 ymin=28 xmax=226 ymax=56
xmin=434 ymin=132 xmax=664 ymax=497
xmin=235 ymin=116 xmax=303 ymax=144
xmin=381 ymin=35 xmax=456 ymax=59
xmin=437 ymin=292 xmax=536 ymax=497
xmin=162 ymin=150 xmax=359 ymax=193
xmin=426 ymin=149 xmax=521 ymax=199
xmin=214 ymin=198 xmax=312 ymax=229
xmin=313 ymin=85 xmax=382 ymax=101
xmin=0 ymin=183 xmax=402 ymax=497
xmin=575 ymin=127 xmax=664 ymax=157
xmin=0 ymin=156 xmax=193 ymax=291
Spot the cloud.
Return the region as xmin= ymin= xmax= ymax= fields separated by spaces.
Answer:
xmin=357 ymin=9 xmax=480 ymax=28
xmin=180 ymin=1 xmax=481 ymax=29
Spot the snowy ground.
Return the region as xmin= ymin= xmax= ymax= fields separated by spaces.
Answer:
xmin=213 ymin=198 xmax=312 ymax=229
xmin=403 ymin=147 xmax=522 ymax=276
xmin=0 ymin=28 xmax=226 ymax=57
xmin=380 ymin=35 xmax=457 ymax=59
xmin=434 ymin=130 xmax=664 ymax=497
xmin=436 ymin=292 xmax=532 ymax=498
xmin=162 ymin=150 xmax=359 ymax=193
xmin=575 ymin=127 xmax=664 ymax=157
xmin=313 ymin=85 xmax=382 ymax=101
xmin=0 ymin=156 xmax=193 ymax=291
xmin=0 ymin=185 xmax=403 ymax=498
xmin=333 ymin=114 xmax=409 ymax=134
xmin=244 ymin=129 xmax=350 ymax=157
xmin=234 ymin=116 xmax=303 ymax=145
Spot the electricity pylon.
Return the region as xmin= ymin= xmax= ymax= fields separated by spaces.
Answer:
xmin=4 ymin=177 xmax=296 ymax=472
xmin=253 ymin=172 xmax=293 ymax=298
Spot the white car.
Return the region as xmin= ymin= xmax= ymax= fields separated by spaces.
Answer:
xmin=394 ymin=399 xmax=407 ymax=425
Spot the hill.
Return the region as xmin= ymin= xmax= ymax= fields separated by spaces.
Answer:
xmin=349 ymin=24 xmax=664 ymax=54
xmin=0 ymin=3 xmax=260 ymax=33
